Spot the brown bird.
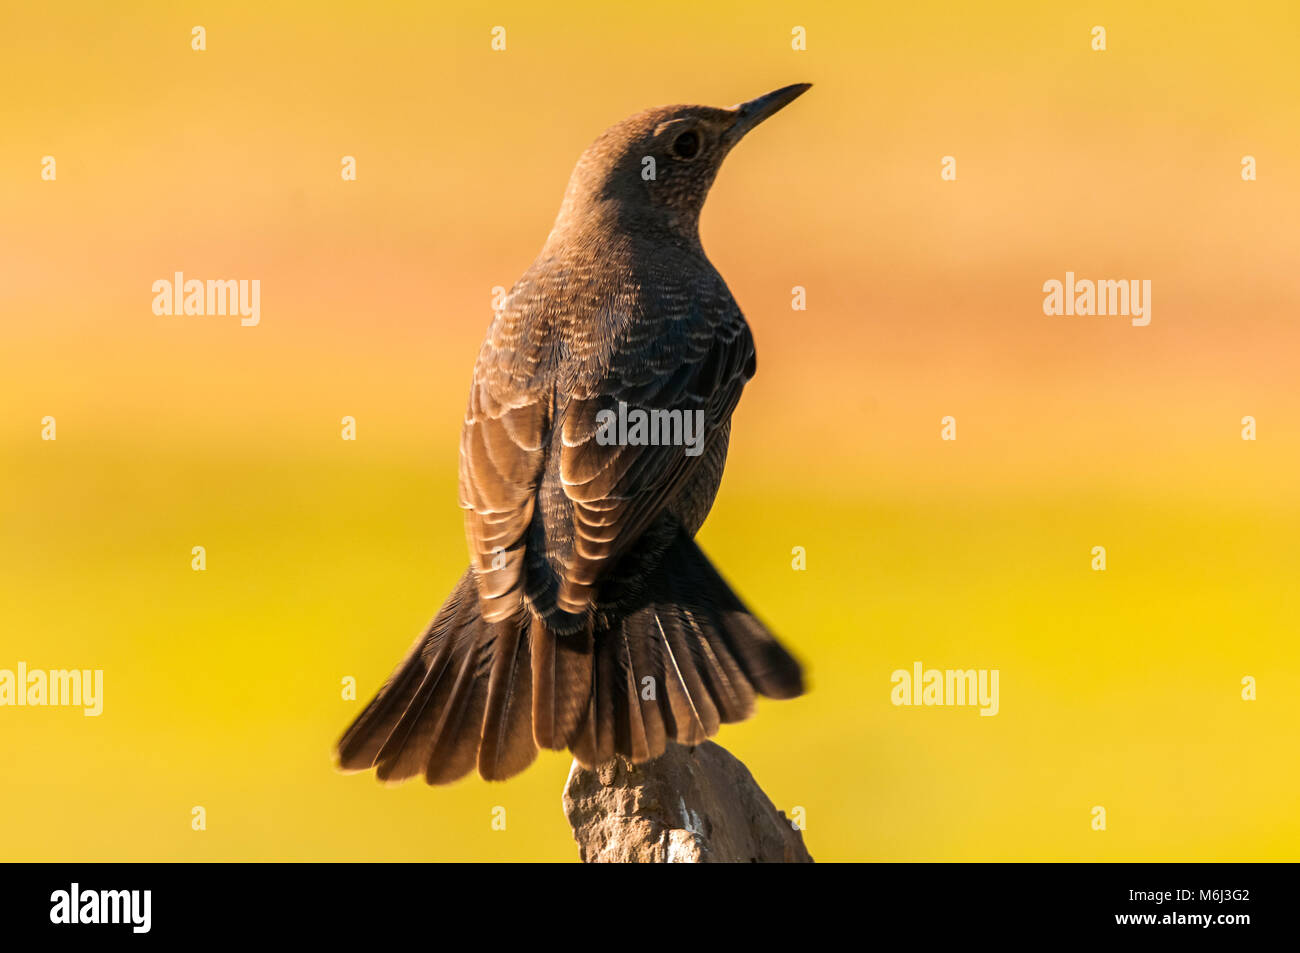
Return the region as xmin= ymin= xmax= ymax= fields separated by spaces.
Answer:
xmin=337 ymin=84 xmax=810 ymax=784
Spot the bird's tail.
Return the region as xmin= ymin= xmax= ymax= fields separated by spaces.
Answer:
xmin=335 ymin=531 xmax=803 ymax=784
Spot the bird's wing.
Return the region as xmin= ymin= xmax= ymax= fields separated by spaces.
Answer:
xmin=552 ymin=291 xmax=755 ymax=617
xmin=459 ymin=264 xmax=755 ymax=628
xmin=458 ymin=292 xmax=553 ymax=624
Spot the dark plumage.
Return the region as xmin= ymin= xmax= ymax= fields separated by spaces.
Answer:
xmin=338 ymin=84 xmax=811 ymax=784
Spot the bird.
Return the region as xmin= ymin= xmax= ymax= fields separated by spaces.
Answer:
xmin=337 ymin=84 xmax=811 ymax=785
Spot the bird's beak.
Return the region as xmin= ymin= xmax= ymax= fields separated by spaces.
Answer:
xmin=725 ymin=83 xmax=812 ymax=143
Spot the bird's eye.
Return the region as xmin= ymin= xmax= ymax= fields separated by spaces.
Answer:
xmin=670 ymin=130 xmax=700 ymax=160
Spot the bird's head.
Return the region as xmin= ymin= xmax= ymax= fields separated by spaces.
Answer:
xmin=547 ymin=83 xmax=811 ymax=247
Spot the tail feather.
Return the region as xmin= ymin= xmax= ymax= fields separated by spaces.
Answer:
xmin=337 ymin=572 xmax=534 ymax=786
xmin=682 ymin=606 xmax=756 ymax=723
xmin=687 ymin=549 xmax=804 ymax=700
xmin=570 ymin=531 xmax=804 ymax=768
xmin=422 ymin=631 xmax=494 ymax=784
xmin=336 ymin=530 xmax=803 ymax=785
xmin=372 ymin=578 xmax=479 ymax=783
xmin=655 ymin=608 xmax=718 ymax=744
xmin=571 ymin=639 xmax=617 ymax=766
xmin=336 ymin=638 xmax=436 ymax=773
xmin=621 ymin=614 xmax=669 ymax=759
xmin=613 ymin=636 xmax=654 ymax=762
xmin=335 ymin=576 xmax=469 ymax=777
xmin=529 ymin=617 xmax=592 ymax=750
xmin=477 ymin=618 xmax=537 ymax=781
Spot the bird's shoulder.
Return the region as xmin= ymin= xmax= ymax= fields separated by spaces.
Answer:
xmin=473 ymin=242 xmax=750 ymax=396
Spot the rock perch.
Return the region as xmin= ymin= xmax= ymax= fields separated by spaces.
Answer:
xmin=562 ymin=742 xmax=813 ymax=863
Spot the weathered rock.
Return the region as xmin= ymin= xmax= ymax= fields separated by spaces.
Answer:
xmin=562 ymin=742 xmax=813 ymax=863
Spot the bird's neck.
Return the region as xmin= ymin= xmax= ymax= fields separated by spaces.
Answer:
xmin=543 ymin=195 xmax=703 ymax=257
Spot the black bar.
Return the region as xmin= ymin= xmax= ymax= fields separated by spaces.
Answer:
xmin=0 ymin=862 xmax=1283 ymax=940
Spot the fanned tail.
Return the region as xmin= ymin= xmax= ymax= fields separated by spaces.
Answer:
xmin=336 ymin=571 xmax=544 ymax=784
xmin=570 ymin=530 xmax=803 ymax=768
xmin=336 ymin=532 xmax=803 ymax=785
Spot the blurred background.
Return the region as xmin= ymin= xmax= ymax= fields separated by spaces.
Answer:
xmin=2 ymin=0 xmax=1297 ymax=860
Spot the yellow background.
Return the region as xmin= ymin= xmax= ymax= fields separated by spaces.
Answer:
xmin=2 ymin=1 xmax=1298 ymax=860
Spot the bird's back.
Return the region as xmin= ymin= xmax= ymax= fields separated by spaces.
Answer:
xmin=462 ymin=235 xmax=754 ymax=631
